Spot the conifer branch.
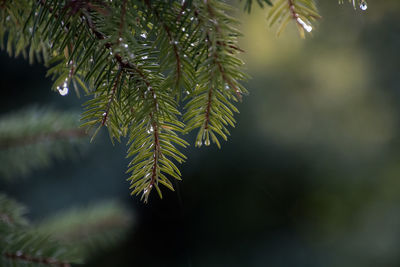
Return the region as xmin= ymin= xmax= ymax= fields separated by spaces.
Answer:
xmin=3 ymin=252 xmax=70 ymax=267
xmin=0 ymin=0 xmax=364 ymax=201
xmin=0 ymin=108 xmax=88 ymax=180
xmin=184 ymin=0 xmax=246 ymax=147
xmin=0 ymin=128 xmax=87 ymax=150
xmin=0 ymin=195 xmax=82 ymax=266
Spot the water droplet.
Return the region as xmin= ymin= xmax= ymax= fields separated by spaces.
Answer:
xmin=360 ymin=1 xmax=367 ymax=10
xmin=296 ymin=17 xmax=312 ymax=33
xmin=58 ymin=87 xmax=69 ymax=96
xmin=182 ymin=27 xmax=186 ymax=32
xmin=196 ymin=140 xmax=202 ymax=147
xmin=144 ymin=184 xmax=152 ymax=194
xmin=174 ymin=41 xmax=179 ymax=45
xmin=102 ymin=112 xmax=107 ymax=117
xmin=119 ymin=37 xmax=123 ymax=42
xmin=205 ymin=139 xmax=210 ymax=146
xmin=190 ymin=43 xmax=195 ymax=47
xmin=15 ymin=251 xmax=23 ymax=257
xmin=124 ymin=43 xmax=129 ymax=48
xmin=140 ymin=32 xmax=147 ymax=39
xmin=185 ymin=90 xmax=190 ymax=95
xmin=29 ymin=27 xmax=33 ymax=33
xmin=141 ymin=55 xmax=148 ymax=60
xmin=6 ymin=16 xmax=10 ymax=21
xmin=147 ymin=125 xmax=154 ymax=134
xmin=110 ymin=51 xmax=113 ymax=55
xmin=225 ymin=84 xmax=230 ymax=90
xmin=130 ymin=53 xmax=135 ymax=59
xmin=190 ymin=17 xmax=194 ymax=21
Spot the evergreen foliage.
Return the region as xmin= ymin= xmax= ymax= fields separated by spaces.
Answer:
xmin=0 ymin=0 xmax=367 ymax=201
xmin=0 ymin=194 xmax=82 ymax=267
xmin=1 ymin=194 xmax=132 ymax=266
xmin=0 ymin=109 xmax=132 ymax=266
xmin=0 ymin=107 xmax=88 ymax=179
xmin=34 ymin=201 xmax=132 ymax=260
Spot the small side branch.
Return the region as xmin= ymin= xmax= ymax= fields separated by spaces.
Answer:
xmin=102 ymin=69 xmax=123 ymax=126
xmin=144 ymin=0 xmax=182 ymax=86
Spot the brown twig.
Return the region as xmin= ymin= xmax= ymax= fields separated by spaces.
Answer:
xmin=118 ymin=0 xmax=128 ymax=41
xmin=0 ymin=129 xmax=87 ymax=150
xmin=4 ymin=252 xmax=70 ymax=267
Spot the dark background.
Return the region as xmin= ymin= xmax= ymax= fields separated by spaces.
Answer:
xmin=2 ymin=1 xmax=400 ymax=266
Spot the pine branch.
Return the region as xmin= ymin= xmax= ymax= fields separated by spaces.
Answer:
xmin=0 ymin=0 xmax=367 ymax=201
xmin=3 ymin=251 xmax=71 ymax=267
xmin=184 ymin=0 xmax=247 ymax=148
xmin=0 ymin=194 xmax=82 ymax=267
xmin=0 ymin=107 xmax=89 ymax=180
xmin=35 ymin=201 xmax=132 ymax=260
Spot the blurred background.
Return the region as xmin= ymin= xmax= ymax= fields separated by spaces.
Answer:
xmin=1 ymin=0 xmax=400 ymax=266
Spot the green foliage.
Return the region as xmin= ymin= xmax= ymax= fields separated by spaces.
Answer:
xmin=0 ymin=107 xmax=88 ymax=180
xmin=35 ymin=201 xmax=132 ymax=260
xmin=0 ymin=107 xmax=132 ymax=266
xmin=0 ymin=0 xmax=367 ymax=201
xmin=0 ymin=196 xmax=131 ymax=266
xmin=0 ymin=194 xmax=82 ymax=267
